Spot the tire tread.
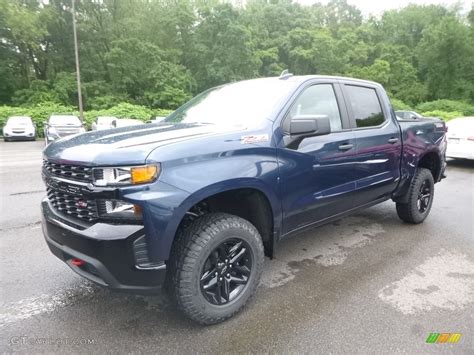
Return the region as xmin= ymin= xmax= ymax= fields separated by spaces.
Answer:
xmin=396 ymin=168 xmax=434 ymax=224
xmin=168 ymin=213 xmax=264 ymax=325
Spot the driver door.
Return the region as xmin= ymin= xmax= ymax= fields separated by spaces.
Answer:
xmin=276 ymin=82 xmax=357 ymax=235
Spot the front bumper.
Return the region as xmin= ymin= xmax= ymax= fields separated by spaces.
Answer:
xmin=446 ymin=140 xmax=474 ymax=160
xmin=41 ymin=199 xmax=166 ymax=293
xmin=4 ymin=132 xmax=35 ymax=140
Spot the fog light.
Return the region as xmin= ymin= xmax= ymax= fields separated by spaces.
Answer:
xmin=99 ymin=200 xmax=142 ymax=220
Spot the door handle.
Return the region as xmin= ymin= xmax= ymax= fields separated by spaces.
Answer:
xmin=388 ymin=137 xmax=399 ymax=144
xmin=338 ymin=143 xmax=354 ymax=151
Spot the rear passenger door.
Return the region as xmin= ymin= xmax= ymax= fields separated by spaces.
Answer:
xmin=340 ymin=82 xmax=402 ymax=207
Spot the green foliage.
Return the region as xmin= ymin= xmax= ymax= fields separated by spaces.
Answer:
xmin=417 ymin=16 xmax=474 ymax=102
xmin=416 ymin=100 xmax=474 ymax=116
xmin=420 ymin=110 xmax=463 ymax=121
xmin=390 ymin=98 xmax=411 ymax=111
xmin=0 ymin=0 xmax=473 ymax=110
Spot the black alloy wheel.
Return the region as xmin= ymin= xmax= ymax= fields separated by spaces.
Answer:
xmin=417 ymin=180 xmax=432 ymax=213
xmin=169 ymin=213 xmax=264 ymax=324
xmin=396 ymin=168 xmax=435 ymax=224
xmin=200 ymin=239 xmax=252 ymax=305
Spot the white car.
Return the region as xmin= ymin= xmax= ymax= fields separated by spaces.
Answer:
xmin=111 ymin=118 xmax=144 ymax=128
xmin=91 ymin=116 xmax=117 ymax=131
xmin=3 ymin=116 xmax=36 ymax=141
xmin=446 ymin=117 xmax=474 ymax=160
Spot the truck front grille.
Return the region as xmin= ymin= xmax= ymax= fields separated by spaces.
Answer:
xmin=46 ymin=187 xmax=99 ymax=222
xmin=43 ymin=160 xmax=93 ymax=183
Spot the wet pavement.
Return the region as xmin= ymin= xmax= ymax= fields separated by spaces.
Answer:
xmin=1 ymin=141 xmax=473 ymax=353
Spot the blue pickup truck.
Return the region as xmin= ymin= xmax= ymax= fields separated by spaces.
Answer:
xmin=41 ymin=74 xmax=447 ymax=324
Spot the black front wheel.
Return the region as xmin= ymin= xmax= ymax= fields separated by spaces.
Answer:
xmin=396 ymin=168 xmax=435 ymax=224
xmin=169 ymin=213 xmax=264 ymax=325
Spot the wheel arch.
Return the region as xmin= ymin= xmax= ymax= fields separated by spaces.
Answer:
xmin=168 ymin=179 xmax=281 ymax=260
xmin=417 ymin=150 xmax=442 ymax=182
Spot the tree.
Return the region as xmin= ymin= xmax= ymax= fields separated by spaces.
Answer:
xmin=0 ymin=0 xmax=472 ymax=108
xmin=417 ymin=16 xmax=474 ymax=101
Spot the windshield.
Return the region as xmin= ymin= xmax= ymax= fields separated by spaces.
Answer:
xmin=49 ymin=115 xmax=81 ymax=126
xmin=7 ymin=116 xmax=32 ymax=125
xmin=165 ymin=78 xmax=296 ymax=127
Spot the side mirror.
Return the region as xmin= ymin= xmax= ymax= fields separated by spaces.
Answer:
xmin=289 ymin=115 xmax=331 ymax=136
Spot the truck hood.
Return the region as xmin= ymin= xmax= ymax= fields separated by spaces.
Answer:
xmin=43 ymin=123 xmax=224 ymax=166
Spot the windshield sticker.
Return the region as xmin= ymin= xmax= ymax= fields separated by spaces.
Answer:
xmin=241 ymin=134 xmax=269 ymax=144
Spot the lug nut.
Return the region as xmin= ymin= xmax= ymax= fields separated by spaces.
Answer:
xmin=226 ymin=273 xmax=230 ymax=277
xmin=219 ymin=277 xmax=223 ymax=281
xmin=215 ymin=272 xmax=218 ymax=276
xmin=225 ymin=259 xmax=228 ymax=263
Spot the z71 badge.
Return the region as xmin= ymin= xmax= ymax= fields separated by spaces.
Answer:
xmin=241 ymin=134 xmax=269 ymax=144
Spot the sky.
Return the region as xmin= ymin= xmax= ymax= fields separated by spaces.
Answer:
xmin=295 ymin=0 xmax=472 ymax=16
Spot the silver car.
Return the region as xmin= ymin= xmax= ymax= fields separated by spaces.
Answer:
xmin=44 ymin=114 xmax=85 ymax=144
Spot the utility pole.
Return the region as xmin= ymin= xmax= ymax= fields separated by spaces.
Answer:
xmin=72 ymin=0 xmax=84 ymax=122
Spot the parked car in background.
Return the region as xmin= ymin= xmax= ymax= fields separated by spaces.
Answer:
xmin=446 ymin=117 xmax=474 ymax=160
xmin=44 ymin=114 xmax=85 ymax=145
xmin=41 ymin=75 xmax=447 ymax=325
xmin=92 ymin=116 xmax=117 ymax=131
xmin=148 ymin=116 xmax=167 ymax=123
xmin=395 ymin=110 xmax=423 ymax=120
xmin=3 ymin=116 xmax=36 ymax=141
xmin=111 ymin=118 xmax=144 ymax=128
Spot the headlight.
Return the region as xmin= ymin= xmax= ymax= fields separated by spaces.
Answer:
xmin=93 ymin=164 xmax=160 ymax=186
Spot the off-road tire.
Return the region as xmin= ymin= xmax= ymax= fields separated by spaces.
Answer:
xmin=168 ymin=213 xmax=264 ymax=325
xmin=396 ymin=168 xmax=434 ymax=224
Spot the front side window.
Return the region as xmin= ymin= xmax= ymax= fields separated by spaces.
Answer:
xmin=287 ymin=84 xmax=342 ymax=131
xmin=345 ymin=85 xmax=385 ymax=128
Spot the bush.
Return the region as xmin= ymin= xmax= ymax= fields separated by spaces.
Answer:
xmin=421 ymin=110 xmax=463 ymax=121
xmin=390 ymin=98 xmax=412 ymax=111
xmin=416 ymin=100 xmax=474 ymax=116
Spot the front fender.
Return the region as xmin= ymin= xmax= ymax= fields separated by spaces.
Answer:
xmin=123 ymin=177 xmax=281 ymax=262
xmin=164 ymin=178 xmax=281 ymax=262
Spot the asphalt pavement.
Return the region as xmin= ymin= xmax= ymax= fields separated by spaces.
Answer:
xmin=0 ymin=141 xmax=473 ymax=353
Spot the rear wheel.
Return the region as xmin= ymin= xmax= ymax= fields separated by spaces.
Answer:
xmin=396 ymin=168 xmax=434 ymax=224
xmin=169 ymin=213 xmax=264 ymax=325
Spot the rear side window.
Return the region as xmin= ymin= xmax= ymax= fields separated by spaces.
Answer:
xmin=345 ymin=85 xmax=385 ymax=128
